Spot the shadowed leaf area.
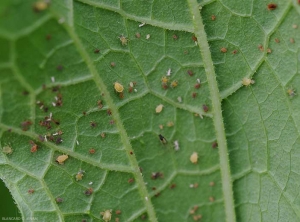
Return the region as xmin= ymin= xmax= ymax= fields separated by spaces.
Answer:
xmin=0 ymin=0 xmax=300 ymax=221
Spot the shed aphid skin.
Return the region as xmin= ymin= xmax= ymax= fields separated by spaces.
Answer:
xmin=166 ymin=68 xmax=171 ymax=76
xmin=242 ymin=77 xmax=255 ymax=86
xmin=139 ymin=22 xmax=145 ymax=27
xmin=2 ymin=145 xmax=13 ymax=155
xmin=51 ymin=76 xmax=55 ymax=83
xmin=146 ymin=34 xmax=150 ymax=39
xmin=190 ymin=152 xmax=198 ymax=164
xmin=177 ymin=97 xmax=182 ymax=103
xmin=174 ymin=140 xmax=179 ymax=151
xmin=155 ymin=104 xmax=164 ymax=113
xmin=101 ymin=210 xmax=112 ymax=222
xmin=119 ymin=35 xmax=128 ymax=46
xmin=114 ymin=82 xmax=124 ymax=93
xmin=159 ymin=134 xmax=167 ymax=144
xmin=56 ymin=154 xmax=68 ymax=165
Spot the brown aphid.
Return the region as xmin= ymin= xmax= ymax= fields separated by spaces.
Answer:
xmin=274 ymin=38 xmax=280 ymax=43
xmin=130 ymin=151 xmax=133 ymax=155
xmin=170 ymin=183 xmax=176 ymax=189
xmin=290 ymin=38 xmax=295 ymax=43
xmin=89 ymin=148 xmax=96 ymax=154
xmin=209 ymin=196 xmax=215 ymax=202
xmin=212 ymin=141 xmax=218 ymax=148
xmin=190 ymin=205 xmax=199 ymax=214
xmin=22 ymin=90 xmax=29 ymax=95
xmin=192 ymin=92 xmax=197 ymax=98
xmin=29 ymin=140 xmax=38 ymax=153
xmin=187 ymin=70 xmax=194 ymax=76
xmin=115 ymin=218 xmax=120 ymax=222
xmin=90 ymin=121 xmax=97 ymax=128
xmin=100 ymin=132 xmax=106 ymax=138
xmin=141 ymin=214 xmax=147 ymax=220
xmin=135 ymin=32 xmax=141 ymax=38
xmin=267 ymin=48 xmax=272 ymax=54
xmin=152 ymin=187 xmax=156 ymax=190
xmin=109 ymin=120 xmax=115 ymax=125
xmin=172 ymin=34 xmax=178 ymax=40
xmin=128 ymin=178 xmax=134 ymax=183
xmin=209 ymin=181 xmax=215 ymax=186
xmin=94 ymin=49 xmax=100 ymax=53
xmin=154 ymin=192 xmax=161 ymax=197
xmin=194 ymin=83 xmax=201 ymax=89
xmin=110 ymin=62 xmax=116 ymax=67
xmin=107 ymin=109 xmax=112 ymax=116
xmin=2 ymin=145 xmax=13 ymax=155
xmin=119 ymin=92 xmax=124 ymax=99
xmin=220 ymin=47 xmax=227 ymax=53
xmin=115 ymin=210 xmax=121 ymax=215
xmin=232 ymin=49 xmax=238 ymax=54
xmin=128 ymin=86 xmax=133 ymax=93
xmin=211 ymin=15 xmax=216 ymax=20
xmin=162 ymin=83 xmax=168 ymax=90
xmin=193 ymin=183 xmax=199 ymax=188
xmin=28 ymin=189 xmax=34 ymax=194
xmin=119 ymin=35 xmax=128 ymax=46
xmin=167 ymin=121 xmax=174 ymax=127
xmin=97 ymin=100 xmax=103 ymax=109
xmin=56 ymin=155 xmax=68 ymax=164
xmin=151 ymin=172 xmax=164 ymax=180
xmin=56 ymin=197 xmax=63 ymax=203
xmin=159 ymin=124 xmax=164 ymax=130
xmin=21 ymin=120 xmax=32 ymax=131
xmin=184 ymin=50 xmax=189 ymax=54
xmin=202 ymin=104 xmax=209 ymax=112
xmin=192 ymin=35 xmax=197 ymax=42
xmin=82 ymin=111 xmax=86 ymax=116
xmin=258 ymin=44 xmax=264 ymax=52
xmin=267 ymin=3 xmax=277 ymax=10
xmin=84 ymin=188 xmax=93 ymax=196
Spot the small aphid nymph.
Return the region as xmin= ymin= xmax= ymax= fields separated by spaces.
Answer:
xmin=119 ymin=35 xmax=128 ymax=46
xmin=2 ymin=145 xmax=13 ymax=155
xmin=242 ymin=77 xmax=255 ymax=86
xmin=161 ymin=76 xmax=169 ymax=84
xmin=159 ymin=134 xmax=167 ymax=144
xmin=56 ymin=154 xmax=68 ymax=165
xmin=190 ymin=152 xmax=198 ymax=164
xmin=114 ymin=82 xmax=124 ymax=93
xmin=101 ymin=209 xmax=112 ymax=222
xmin=287 ymin=88 xmax=296 ymax=97
xmin=76 ymin=170 xmax=84 ymax=181
xmin=171 ymin=80 xmax=178 ymax=88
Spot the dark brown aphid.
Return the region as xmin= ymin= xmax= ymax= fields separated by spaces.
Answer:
xmin=192 ymin=92 xmax=197 ymax=98
xmin=83 ymin=111 xmax=86 ymax=116
xmin=130 ymin=151 xmax=133 ymax=155
xmin=28 ymin=189 xmax=34 ymax=194
xmin=194 ymin=83 xmax=201 ymax=89
xmin=22 ymin=90 xmax=29 ymax=95
xmin=84 ymin=188 xmax=93 ymax=196
xmin=258 ymin=44 xmax=264 ymax=52
xmin=152 ymin=187 xmax=156 ymax=190
xmin=211 ymin=15 xmax=216 ymax=21
xmin=94 ymin=49 xmax=100 ymax=53
xmin=119 ymin=92 xmax=124 ymax=99
xmin=202 ymin=104 xmax=209 ymax=112
xmin=90 ymin=121 xmax=97 ymax=128
xmin=110 ymin=62 xmax=116 ymax=67
xmin=267 ymin=3 xmax=277 ymax=10
xmin=158 ymin=134 xmax=167 ymax=144
xmin=172 ymin=34 xmax=178 ymax=40
xmin=151 ymin=172 xmax=164 ymax=180
xmin=56 ymin=197 xmax=63 ymax=203
xmin=89 ymin=148 xmax=96 ymax=154
xmin=170 ymin=183 xmax=176 ymax=189
xmin=141 ymin=214 xmax=147 ymax=220
xmin=97 ymin=100 xmax=103 ymax=109
xmin=212 ymin=141 xmax=218 ymax=148
xmin=128 ymin=178 xmax=134 ymax=183
xmin=192 ymin=35 xmax=197 ymax=42
xmin=232 ymin=49 xmax=238 ymax=54
xmin=154 ymin=192 xmax=161 ymax=197
xmin=187 ymin=70 xmax=194 ymax=76
xmin=29 ymin=140 xmax=38 ymax=153
xmin=161 ymin=83 xmax=168 ymax=90
xmin=21 ymin=120 xmax=32 ymax=131
xmin=107 ymin=109 xmax=112 ymax=116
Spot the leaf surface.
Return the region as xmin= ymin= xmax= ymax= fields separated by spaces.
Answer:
xmin=0 ymin=0 xmax=299 ymax=221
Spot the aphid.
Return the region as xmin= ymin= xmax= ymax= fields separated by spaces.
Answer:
xmin=76 ymin=170 xmax=84 ymax=181
xmin=220 ymin=47 xmax=227 ymax=53
xmin=109 ymin=120 xmax=115 ymax=125
xmin=189 ymin=205 xmax=199 ymax=214
xmin=274 ymin=38 xmax=280 ymax=43
xmin=84 ymin=188 xmax=93 ymax=196
xmin=119 ymin=35 xmax=128 ymax=46
xmin=155 ymin=104 xmax=164 ymax=113
xmin=2 ymin=145 xmax=13 ymax=155
xmin=29 ymin=140 xmax=38 ymax=153
xmin=56 ymin=65 xmax=63 ymax=71
xmin=100 ymin=132 xmax=106 ymax=138
xmin=267 ymin=48 xmax=272 ymax=54
xmin=187 ymin=70 xmax=194 ymax=76
xmin=55 ymin=197 xmax=63 ymax=203
xmin=162 ymin=83 xmax=168 ymax=90
xmin=232 ymin=49 xmax=238 ymax=54
xmin=135 ymin=32 xmax=141 ymax=38
xmin=107 ymin=109 xmax=112 ymax=115
xmin=190 ymin=152 xmax=198 ymax=164
xmin=115 ymin=218 xmax=120 ymax=222
xmin=110 ymin=62 xmax=116 ymax=67
xmin=193 ymin=215 xmax=202 ymax=221
xmin=100 ymin=209 xmax=112 ymax=222
xmin=154 ymin=192 xmax=161 ymax=197
xmin=174 ymin=140 xmax=179 ymax=151
xmin=192 ymin=92 xmax=197 ymax=98
xmin=209 ymin=196 xmax=215 ymax=202
xmin=194 ymin=83 xmax=201 ymax=89
xmin=290 ymin=38 xmax=295 ymax=43
xmin=202 ymin=104 xmax=209 ymax=112
xmin=172 ymin=34 xmax=178 ymax=40
xmin=209 ymin=181 xmax=215 ymax=186
xmin=167 ymin=121 xmax=174 ymax=127
xmin=115 ymin=210 xmax=121 ymax=215
xmin=21 ymin=120 xmax=32 ymax=131
xmin=287 ymin=88 xmax=296 ymax=97
xmin=119 ymin=92 xmax=124 ymax=99
xmin=46 ymin=34 xmax=51 ymax=40
xmin=128 ymin=178 xmax=134 ymax=183
xmin=171 ymin=80 xmax=178 ymax=88
xmin=212 ymin=141 xmax=218 ymax=148
xmin=114 ymin=82 xmax=124 ymax=93
xmin=151 ymin=172 xmax=164 ymax=180
xmin=28 ymin=189 xmax=34 ymax=194
xmin=170 ymin=183 xmax=176 ymax=189
xmin=33 ymin=1 xmax=48 ymax=12
xmin=159 ymin=134 xmax=167 ymax=144
xmin=89 ymin=148 xmax=96 ymax=154
xmin=141 ymin=214 xmax=147 ymax=220
xmin=51 ymin=76 xmax=55 ymax=83
xmin=152 ymin=187 xmax=156 ymax=190
xmin=166 ymin=68 xmax=172 ymax=76
xmin=292 ymin=24 xmax=298 ymax=29
xmin=267 ymin=3 xmax=277 ymax=10
xmin=146 ymin=34 xmax=150 ymax=40
xmin=161 ymin=76 xmax=169 ymax=84
xmin=192 ymin=35 xmax=197 ymax=42
xmin=258 ymin=44 xmax=264 ymax=52
xmin=242 ymin=77 xmax=255 ymax=86
xmin=94 ymin=49 xmax=100 ymax=53
xmin=130 ymin=151 xmax=133 ymax=155
xmin=97 ymin=100 xmax=103 ymax=109
xmin=90 ymin=121 xmax=97 ymax=128
xmin=159 ymin=124 xmax=164 ymax=129
xmin=211 ymin=15 xmax=216 ymax=20
xmin=56 ymin=154 xmax=68 ymax=164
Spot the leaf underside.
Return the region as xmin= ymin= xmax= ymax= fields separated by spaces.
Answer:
xmin=0 ymin=0 xmax=300 ymax=221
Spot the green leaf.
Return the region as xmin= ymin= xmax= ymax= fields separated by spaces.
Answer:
xmin=0 ymin=0 xmax=299 ymax=221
